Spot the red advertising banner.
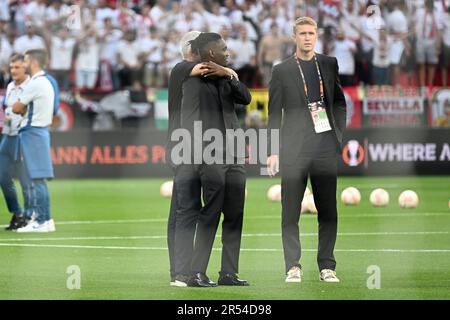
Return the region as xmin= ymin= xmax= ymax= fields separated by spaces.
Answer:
xmin=362 ymin=86 xmax=427 ymax=128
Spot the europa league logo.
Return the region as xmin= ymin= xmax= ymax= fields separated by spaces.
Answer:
xmin=343 ymin=140 xmax=364 ymax=167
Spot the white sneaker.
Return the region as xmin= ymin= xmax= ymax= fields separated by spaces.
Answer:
xmin=46 ymin=219 xmax=56 ymax=232
xmin=285 ymin=266 xmax=302 ymax=283
xmin=17 ymin=221 xmax=51 ymax=233
xmin=172 ymin=280 xmax=188 ymax=287
xmin=320 ymin=269 xmax=340 ymax=282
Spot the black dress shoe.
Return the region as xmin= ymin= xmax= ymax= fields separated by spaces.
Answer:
xmin=188 ymin=273 xmax=217 ymax=287
xmin=218 ymin=273 xmax=250 ymax=286
xmin=5 ymin=215 xmax=27 ymax=231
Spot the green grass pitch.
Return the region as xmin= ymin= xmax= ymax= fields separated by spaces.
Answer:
xmin=0 ymin=176 xmax=449 ymax=300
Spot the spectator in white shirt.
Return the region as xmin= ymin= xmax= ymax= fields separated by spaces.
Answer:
xmin=117 ymin=29 xmax=142 ymax=89
xmin=96 ymin=0 xmax=118 ymax=28
xmin=13 ymin=23 xmax=46 ymax=54
xmin=173 ymin=5 xmax=206 ymax=34
xmin=24 ymin=0 xmax=47 ymax=29
xmin=204 ymin=2 xmax=231 ymax=33
xmin=415 ymin=0 xmax=443 ymax=86
xmin=230 ymin=26 xmax=257 ymax=88
xmin=385 ymin=1 xmax=409 ymax=85
xmin=164 ymin=0 xmax=183 ymax=33
xmin=75 ymin=25 xmax=100 ymax=90
xmin=0 ymin=28 xmax=12 ymax=88
xmin=150 ymin=0 xmax=170 ymax=34
xmin=221 ymin=0 xmax=242 ymax=25
xmin=135 ymin=4 xmax=155 ymax=39
xmin=116 ymin=0 xmax=137 ymax=31
xmin=261 ymin=6 xmax=287 ymax=36
xmin=441 ymin=5 xmax=450 ymax=86
xmin=331 ymin=28 xmax=357 ymax=86
xmin=45 ymin=0 xmax=71 ymax=32
xmin=49 ymin=28 xmax=76 ymax=91
xmin=371 ymin=28 xmax=392 ymax=85
xmin=0 ymin=0 xmax=10 ymax=22
xmin=98 ymin=17 xmax=123 ymax=90
xmin=139 ymin=26 xmax=164 ymax=88
xmin=162 ymin=30 xmax=182 ymax=85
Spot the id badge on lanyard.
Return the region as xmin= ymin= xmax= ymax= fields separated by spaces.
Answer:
xmin=308 ymin=100 xmax=332 ymax=133
xmin=296 ymin=55 xmax=332 ymax=134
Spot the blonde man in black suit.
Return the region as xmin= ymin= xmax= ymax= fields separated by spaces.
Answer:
xmin=267 ymin=17 xmax=347 ymax=283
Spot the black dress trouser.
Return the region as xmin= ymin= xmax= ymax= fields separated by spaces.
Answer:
xmin=172 ymin=165 xmax=202 ymax=276
xmin=190 ymin=164 xmax=246 ymax=276
xmin=281 ymin=156 xmax=338 ymax=273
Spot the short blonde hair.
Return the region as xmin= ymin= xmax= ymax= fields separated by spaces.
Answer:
xmin=293 ymin=16 xmax=318 ymax=34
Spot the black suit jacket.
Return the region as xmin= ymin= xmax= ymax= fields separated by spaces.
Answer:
xmin=166 ymin=60 xmax=197 ymax=168
xmin=267 ymin=54 xmax=347 ymax=165
xmin=180 ymin=76 xmax=252 ymax=162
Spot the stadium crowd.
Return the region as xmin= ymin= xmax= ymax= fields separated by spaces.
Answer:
xmin=1 ymin=0 xmax=450 ymax=93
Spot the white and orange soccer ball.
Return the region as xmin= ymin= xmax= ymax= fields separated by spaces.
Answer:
xmin=369 ymin=188 xmax=390 ymax=207
xmin=267 ymin=184 xmax=282 ymax=202
xmin=160 ymin=181 xmax=173 ymax=198
xmin=398 ymin=190 xmax=419 ymax=208
xmin=341 ymin=187 xmax=361 ymax=205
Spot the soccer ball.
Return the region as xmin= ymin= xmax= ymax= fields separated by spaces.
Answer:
xmin=304 ymin=186 xmax=311 ymax=197
xmin=369 ymin=188 xmax=389 ymax=207
xmin=398 ymin=190 xmax=419 ymax=208
xmin=304 ymin=193 xmax=317 ymax=214
xmin=267 ymin=184 xmax=282 ymax=202
xmin=300 ymin=187 xmax=312 ymax=213
xmin=160 ymin=181 xmax=174 ymax=198
xmin=341 ymin=187 xmax=361 ymax=205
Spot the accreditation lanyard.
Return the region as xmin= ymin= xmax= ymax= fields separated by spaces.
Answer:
xmin=295 ymin=54 xmax=325 ymax=104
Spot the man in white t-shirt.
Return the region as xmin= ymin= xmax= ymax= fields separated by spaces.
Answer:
xmin=415 ymin=0 xmax=443 ymax=86
xmin=229 ymin=26 xmax=257 ymax=88
xmin=371 ymin=28 xmax=392 ymax=85
xmin=49 ymin=28 xmax=76 ymax=91
xmin=98 ymin=17 xmax=123 ymax=90
xmin=75 ymin=25 xmax=100 ymax=90
xmin=117 ymin=29 xmax=142 ymax=89
xmin=385 ymin=2 xmax=409 ymax=85
xmin=331 ymin=29 xmax=357 ymax=86
xmin=150 ymin=0 xmax=170 ymax=33
xmin=261 ymin=6 xmax=287 ymax=36
xmin=173 ymin=6 xmax=205 ymax=34
xmin=139 ymin=27 xmax=164 ymax=88
xmin=13 ymin=23 xmax=46 ymax=54
xmin=45 ymin=0 xmax=71 ymax=32
xmin=0 ymin=0 xmax=10 ymax=22
xmin=0 ymin=28 xmax=12 ymax=87
xmin=24 ymin=0 xmax=47 ymax=29
xmin=13 ymin=49 xmax=59 ymax=233
xmin=204 ymin=2 xmax=231 ymax=33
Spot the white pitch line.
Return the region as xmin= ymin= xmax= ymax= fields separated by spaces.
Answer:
xmin=0 ymin=212 xmax=448 ymax=229
xmin=0 ymin=242 xmax=449 ymax=253
xmin=0 ymin=231 xmax=448 ymax=242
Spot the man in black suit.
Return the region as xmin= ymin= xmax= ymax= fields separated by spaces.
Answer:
xmin=166 ymin=31 xmax=240 ymax=287
xmin=267 ymin=17 xmax=346 ymax=283
xmin=175 ymin=32 xmax=251 ymax=287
